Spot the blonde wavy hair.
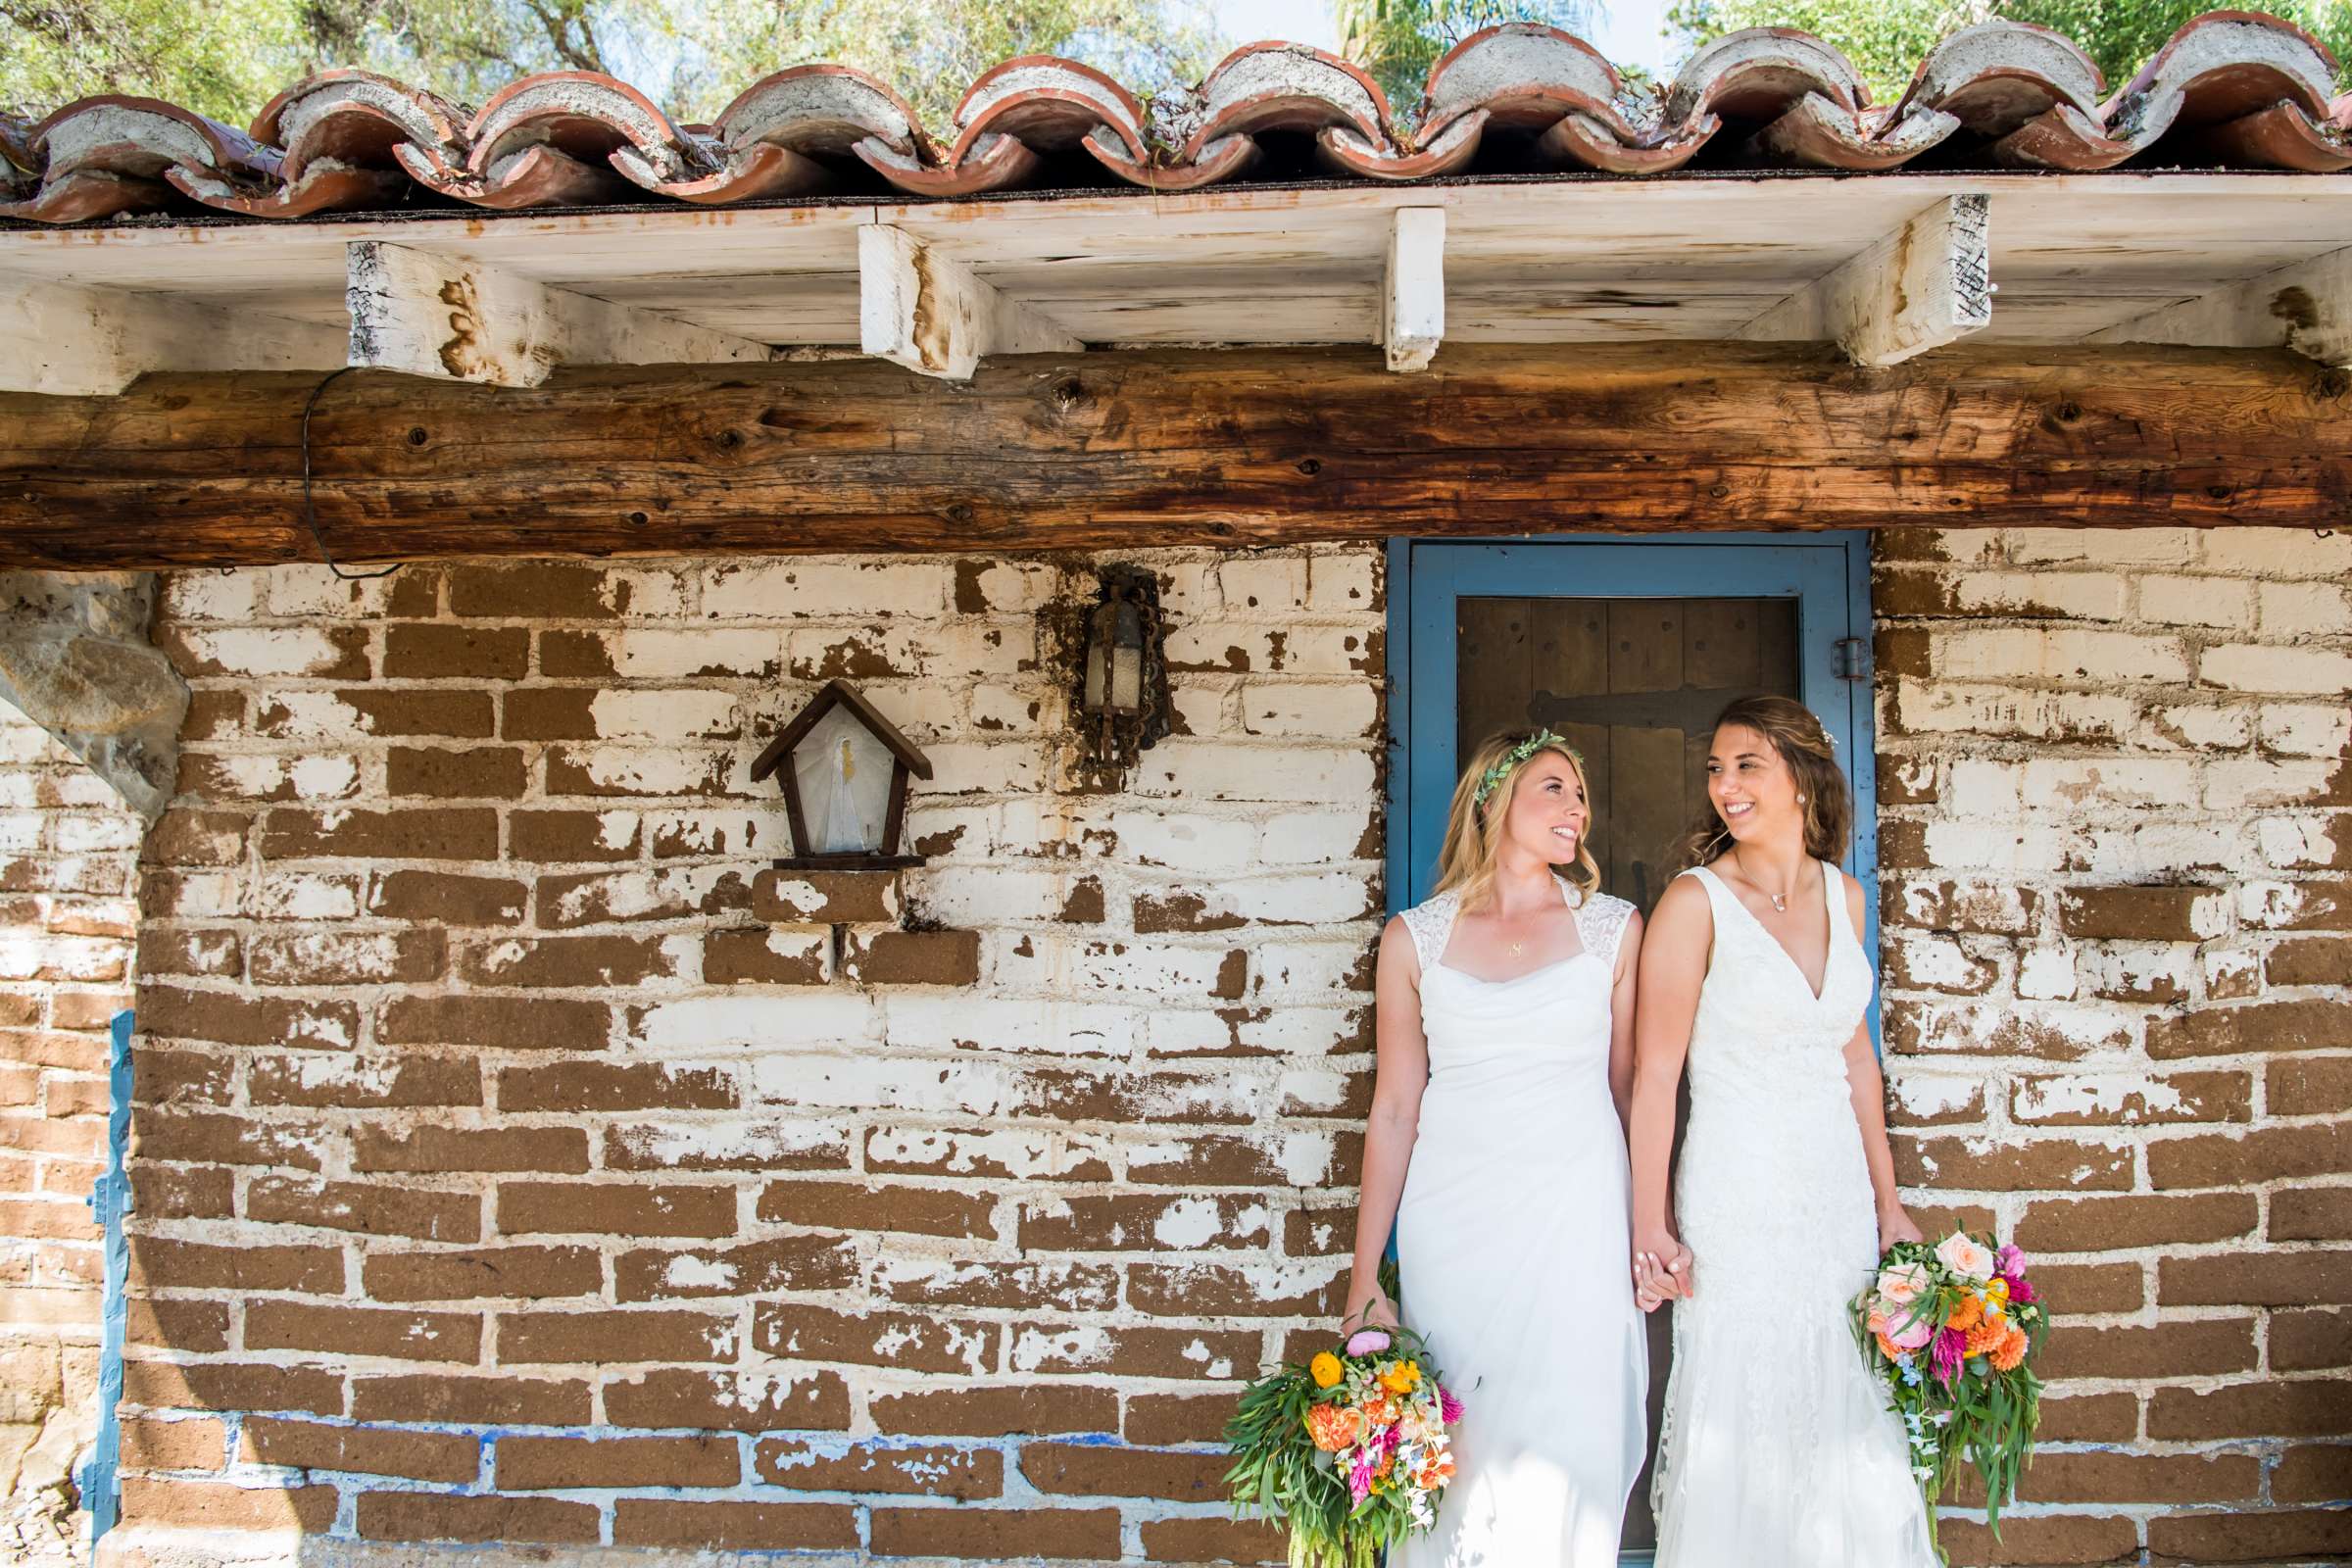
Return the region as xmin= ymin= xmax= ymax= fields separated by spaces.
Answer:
xmin=1433 ymin=728 xmax=1602 ymax=912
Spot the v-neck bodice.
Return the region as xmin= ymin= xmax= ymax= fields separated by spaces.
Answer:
xmin=1676 ymin=858 xmax=1873 ymax=1102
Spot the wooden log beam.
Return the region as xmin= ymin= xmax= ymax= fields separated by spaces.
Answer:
xmin=858 ymin=224 xmax=1083 ymax=381
xmin=346 ymin=240 xmax=774 ymax=387
xmin=1737 ymin=195 xmax=1992 ymax=368
xmin=0 ymin=273 xmax=343 ymax=396
xmin=0 ymin=343 xmax=2344 ymax=569
xmin=2089 ymin=245 xmax=2352 ymax=367
xmin=1383 ymin=208 xmax=1446 ymax=373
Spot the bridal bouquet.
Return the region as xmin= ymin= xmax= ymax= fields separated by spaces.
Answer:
xmin=1852 ymin=1230 xmax=2048 ymax=1563
xmin=1224 ymin=1323 xmax=1462 ymax=1568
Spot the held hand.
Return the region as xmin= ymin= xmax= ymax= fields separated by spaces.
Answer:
xmin=1879 ymin=1205 xmax=1925 ymax=1250
xmin=1343 ymin=1283 xmax=1402 ymax=1334
xmin=1632 ymin=1224 xmax=1695 ymax=1302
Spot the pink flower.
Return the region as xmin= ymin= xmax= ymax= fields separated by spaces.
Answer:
xmin=1877 ymin=1261 xmax=1931 ymax=1306
xmin=1936 ymin=1233 xmax=1995 ymax=1282
xmin=1346 ymin=1329 xmax=1392 ymax=1357
xmin=1996 ymin=1243 xmax=2027 ymax=1277
xmin=1348 ymin=1455 xmax=1374 ymax=1504
xmin=1438 ymin=1386 xmax=1465 ymax=1424
xmin=1931 ymin=1328 xmax=1966 ymax=1383
xmin=1887 ymin=1307 xmax=1936 ymax=1351
xmin=2006 ymin=1275 xmax=2036 ymax=1306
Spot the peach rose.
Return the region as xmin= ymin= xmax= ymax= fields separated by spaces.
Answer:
xmin=1936 ymin=1232 xmax=1996 ymax=1282
xmin=1877 ymin=1261 xmax=1931 ymax=1305
xmin=1887 ymin=1308 xmax=1936 ymax=1351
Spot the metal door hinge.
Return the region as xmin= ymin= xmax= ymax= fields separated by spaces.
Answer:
xmin=1834 ymin=636 xmax=1870 ymax=681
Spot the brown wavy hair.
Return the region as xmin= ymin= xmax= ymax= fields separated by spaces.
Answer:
xmin=1433 ymin=729 xmax=1603 ymax=911
xmin=1672 ymin=695 xmax=1851 ymax=871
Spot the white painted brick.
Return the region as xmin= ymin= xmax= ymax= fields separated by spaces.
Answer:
xmin=2258 ymin=578 xmax=2352 ymax=635
xmin=915 ymin=865 xmax=1080 ymax=925
xmin=1954 ymin=569 xmax=2131 ymax=620
xmin=146 ymin=869 xmax=242 ymax=918
xmin=604 ymin=628 xmax=782 ymax=679
xmin=1305 ymin=552 xmax=1380 ymax=612
xmin=172 ymin=626 xmax=363 ymax=677
xmin=1188 ymin=871 xmax=1374 ymax=925
xmin=641 ymin=808 xmax=780 ymax=859
xmin=51 ymin=813 xmax=142 ymax=854
xmin=1943 ymin=760 xmax=2022 ymax=817
xmin=2202 ymin=947 xmax=2259 ymax=999
xmin=248 ymin=870 xmax=361 ymax=921
xmin=2004 ymin=527 xmax=2202 ymax=566
xmin=1894 ymin=680 xmax=2135 ymax=743
xmin=1920 ymin=819 xmax=2070 ymax=873
xmin=1929 ymin=627 xmax=2189 ymax=685
xmin=1165 ymin=623 xmax=1374 ymax=677
xmin=2015 ymin=944 xmax=2080 ymax=1001
xmin=2019 ymin=758 xmax=2200 ymax=811
xmin=1142 ymin=1009 xmax=1235 ymax=1055
xmin=2072 ymin=823 xmax=2238 ymax=880
xmin=585 ymin=689 xmax=741 ymax=739
xmin=1169 ymin=682 xmax=1232 ymax=738
xmin=1215 ymin=555 xmax=1307 ymax=612
xmin=2255 ymin=816 xmax=2339 ymax=869
xmin=884 ymin=995 xmax=1137 ymax=1056
xmin=1133 ymin=741 xmax=1377 ymax=803
xmin=2135 ymin=573 xmax=2252 ymax=629
xmin=0 ymin=811 xmax=42 ymax=854
xmin=2144 ymin=704 xmax=2253 ymax=753
xmin=1240 ymin=681 xmax=1379 ymax=738
xmin=551 ymin=745 xmax=743 ymax=798
xmin=263 ymin=564 xmax=421 ymax=618
xmin=1152 ymin=562 xmax=1218 ymax=620
xmin=1886 ymin=1071 xmax=1986 ymax=1121
xmin=2206 ymin=758 xmax=2343 ymax=810
xmin=201 ymin=752 xmax=363 ymax=802
xmin=1105 ymin=810 xmax=1257 ymax=873
xmin=2258 ymin=702 xmax=2352 ymax=758
xmin=865 ymin=1123 xmax=1113 ymax=1182
xmin=2197 ymin=641 xmax=2352 ymax=696
xmin=162 ymin=570 xmax=263 ymax=622
xmin=2080 ymin=944 xmax=2193 ymax=1002
xmin=908 ymin=742 xmax=1047 ymax=797
xmin=1258 ymin=807 xmax=1377 ymax=866
xmin=703 ymin=559 xmax=953 ymax=619
xmin=2201 ymin=528 xmax=2352 ymax=577
xmin=960 ymin=561 xmax=1057 ymax=613
xmin=1250 ymin=940 xmax=1375 ymax=998
xmin=633 ymin=993 xmax=882 ymax=1052
xmin=2239 ymin=879 xmax=2340 ymax=930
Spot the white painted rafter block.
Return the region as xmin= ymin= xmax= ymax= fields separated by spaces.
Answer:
xmin=1736 ymin=194 xmax=1991 ymax=368
xmin=2089 ymin=245 xmax=2352 ymax=366
xmin=0 ymin=273 xmax=343 ymax=396
xmin=1383 ymin=207 xmax=1446 ymax=372
xmin=858 ymin=223 xmax=1081 ymax=381
xmin=346 ymin=239 xmax=773 ymax=386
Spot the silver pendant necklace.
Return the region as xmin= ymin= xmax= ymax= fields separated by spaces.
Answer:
xmin=1733 ymin=849 xmax=1791 ymax=912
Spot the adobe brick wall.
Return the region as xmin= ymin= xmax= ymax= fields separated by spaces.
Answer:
xmin=0 ymin=700 xmax=140 ymax=1564
xmin=115 ymin=552 xmax=1383 ymax=1565
xmin=79 ymin=527 xmax=2352 ymax=1567
xmin=1876 ymin=527 xmax=2352 ymax=1566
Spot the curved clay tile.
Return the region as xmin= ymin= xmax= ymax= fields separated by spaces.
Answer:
xmin=1750 ymin=94 xmax=1959 ymax=169
xmin=1894 ymin=20 xmax=2106 ymax=138
xmin=951 ymin=56 xmax=1149 ymax=167
xmin=397 ymin=72 xmax=702 ymax=209
xmin=1420 ymin=23 xmax=1623 ymax=138
xmin=856 ymin=130 xmax=1042 ymax=197
xmin=1668 ymin=27 xmax=1867 ymax=125
xmin=168 ymin=69 xmax=459 ymax=218
xmin=632 ymin=64 xmax=924 ymax=204
xmin=1320 ymin=107 xmax=1490 ymax=179
xmin=2 ymin=95 xmax=272 ymax=222
xmin=1083 ymin=124 xmax=1259 ymax=190
xmin=1 ymin=113 xmax=36 ymax=198
xmin=2104 ymin=10 xmax=2347 ymax=168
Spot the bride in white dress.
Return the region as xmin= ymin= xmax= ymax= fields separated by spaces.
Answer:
xmin=1344 ymin=729 xmax=1648 ymax=1567
xmin=1627 ymin=696 xmax=1936 ymax=1568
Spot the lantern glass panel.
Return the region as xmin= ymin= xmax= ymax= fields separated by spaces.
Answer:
xmin=792 ymin=704 xmax=896 ymax=855
xmin=1082 ymin=634 xmax=1109 ymax=711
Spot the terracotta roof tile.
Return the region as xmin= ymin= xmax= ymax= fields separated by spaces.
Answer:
xmin=1 ymin=11 xmax=2344 ymax=225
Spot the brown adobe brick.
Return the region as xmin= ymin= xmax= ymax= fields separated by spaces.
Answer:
xmin=368 ymin=869 xmax=528 ymax=925
xmin=2034 ymin=1393 xmax=2139 ymax=1444
xmin=1128 ymin=1262 xmax=1345 ymax=1317
xmin=2013 ymin=1193 xmax=2257 ymax=1253
xmin=355 ymin=1491 xmax=597 ymax=1545
xmin=447 ymin=562 xmax=631 ymax=620
xmin=495 ymin=1308 xmax=734 ymax=1365
xmin=240 ymin=1416 xmax=478 ymax=1482
xmin=354 ymin=1124 xmax=590 ymax=1174
xmin=127 ymin=1235 xmax=341 ymax=1294
xmin=128 ymin=1048 xmax=232 ymax=1104
xmin=2149 ymin=1380 xmax=2351 ymax=1440
xmin=603 ymin=1121 xmax=852 ymax=1172
xmin=2149 ymin=998 xmax=2352 ymax=1057
xmin=612 ymin=1499 xmax=857 ymax=1551
xmin=869 ymin=1384 xmax=1115 ymax=1440
xmin=388 ymin=746 xmax=529 ymax=799
xmin=603 ymin=1367 xmax=850 ymax=1431
xmin=2270 ymin=1054 xmax=2352 ymax=1115
xmin=253 ymin=688 xmax=496 ymax=739
xmin=497 ymin=1060 xmax=736 ymax=1113
xmin=248 ymin=1053 xmax=480 ymax=1109
xmin=874 ymin=1257 xmax=1118 ymax=1312
xmin=120 ymin=1477 xmax=338 ymax=1534
xmin=2267 ymin=934 xmax=2352 ymax=987
xmin=2274 ymin=1443 xmax=2352 ymax=1502
xmin=501 ymin=688 xmax=599 ymax=741
xmin=2162 ymin=1250 xmax=2352 ymax=1307
xmin=1889 ymin=1135 xmax=2133 ymax=1191
xmin=841 ymin=928 xmax=981 ymax=986
xmin=2031 ymin=1261 xmax=2144 ymax=1314
xmin=2148 ymin=1507 xmax=2352 ymax=1561
xmin=537 ymin=867 xmax=752 ymax=928
xmin=1141 ymin=1516 xmax=1287 ymax=1564
xmin=535 ymin=629 xmax=616 ymax=677
xmin=702 ymin=925 xmax=829 ymax=985
xmin=121 ymin=1358 xmax=342 ymax=1417
xmin=179 ymin=690 xmax=242 ymax=739
xmin=751 ymin=1302 xmax=996 ymax=1374
xmin=128 ymin=1165 xmax=233 ymax=1221
xmin=2271 ymin=1306 xmax=2349 ymax=1371
xmin=1930 ymin=1512 xmax=2136 ymax=1565
xmin=376 ymin=995 xmax=609 ymax=1052
xmin=248 ymin=1175 xmax=479 ymax=1243
xmin=1021 ymin=1442 xmax=1229 ymax=1502
xmin=142 ymin=809 xmax=248 ymax=867
xmin=260 ymin=807 xmax=500 ymax=860
xmin=382 ymin=624 xmax=528 ymax=680
xmin=613 ymin=1235 xmax=855 ymax=1300
xmin=2152 ymin=1123 xmax=2349 ymax=1189
xmin=755 ymin=1179 xmax=997 ymax=1239
xmin=245 ymin=1300 xmax=482 ymax=1363
xmin=1018 ymin=1192 xmax=1269 ymax=1251
xmin=135 ymin=929 xmax=242 ymax=979
xmin=122 ymin=1299 xmax=229 ymax=1353
xmin=498 ymin=1181 xmax=735 ymax=1238
xmin=1126 ymin=1392 xmax=1241 ymax=1446
xmin=753 ymin=1438 xmax=1001 ymax=1497
xmin=136 ymin=987 xmax=358 ymax=1051
xmin=510 ymin=808 xmax=642 ymax=862
xmin=497 ymin=1433 xmax=738 ymax=1490
xmin=2034 ymin=1319 xmax=2256 ymax=1381
xmin=2007 ymin=1070 xmax=2249 ymax=1126
xmin=871 ymin=1505 xmax=1121 ymax=1560
xmin=2273 ymin=1187 xmax=2352 ymax=1241
xmin=119 ymin=1415 xmax=225 ymax=1472
xmin=2057 ymin=885 xmax=2221 ymax=941
xmin=1011 ymin=1324 xmax=1261 ymax=1380
xmin=457 ymin=934 xmax=676 ymax=988
xmin=350 ymin=1374 xmax=590 ymax=1426
xmin=363 ymin=1245 xmax=601 ymax=1301
xmin=750 ymin=867 xmax=902 ymax=924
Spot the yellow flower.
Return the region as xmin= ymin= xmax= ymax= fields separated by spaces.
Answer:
xmin=1380 ymin=1360 xmax=1423 ymax=1395
xmin=1986 ymin=1276 xmax=2010 ymax=1302
xmin=1310 ymin=1352 xmax=1344 ymax=1390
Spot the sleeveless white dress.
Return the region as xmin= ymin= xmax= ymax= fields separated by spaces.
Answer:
xmin=1392 ymin=878 xmax=1647 ymax=1568
xmin=1650 ymin=862 xmax=1937 ymax=1568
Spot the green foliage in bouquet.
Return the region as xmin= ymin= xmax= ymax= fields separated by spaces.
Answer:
xmin=1852 ymin=1231 xmax=2049 ymax=1565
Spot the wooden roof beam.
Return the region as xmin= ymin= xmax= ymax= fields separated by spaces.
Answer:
xmin=1735 ymin=194 xmax=1992 ymax=367
xmin=2088 ymin=245 xmax=2352 ymax=366
xmin=345 ymin=240 xmax=774 ymax=387
xmin=0 ymin=273 xmax=342 ymax=396
xmin=858 ymin=223 xmax=1081 ymax=381
xmin=1383 ymin=207 xmax=1446 ymax=372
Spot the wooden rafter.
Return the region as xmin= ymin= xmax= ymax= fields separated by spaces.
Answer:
xmin=1736 ymin=194 xmax=1992 ymax=367
xmin=2089 ymin=245 xmax=2352 ymax=367
xmin=1383 ymin=208 xmax=1446 ymax=372
xmin=857 ymin=224 xmax=1082 ymax=381
xmin=0 ymin=273 xmax=342 ymax=396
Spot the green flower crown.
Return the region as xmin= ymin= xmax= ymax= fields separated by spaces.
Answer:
xmin=1472 ymin=728 xmax=1581 ymax=808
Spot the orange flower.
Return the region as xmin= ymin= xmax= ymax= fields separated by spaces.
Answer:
xmin=1965 ymin=1317 xmax=2006 ymax=1357
xmin=1946 ymin=1294 xmax=1984 ymax=1333
xmin=1875 ymin=1330 xmax=1906 ymax=1361
xmin=1991 ymin=1326 xmax=2029 ymax=1372
xmin=1304 ymin=1404 xmax=1364 ymax=1453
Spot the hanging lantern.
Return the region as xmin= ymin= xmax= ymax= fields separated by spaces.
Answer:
xmin=1073 ymin=564 xmax=1169 ymax=770
xmin=749 ymin=680 xmax=932 ymax=867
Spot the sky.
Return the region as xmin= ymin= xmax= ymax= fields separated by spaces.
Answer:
xmin=1205 ymin=0 xmax=1682 ymax=78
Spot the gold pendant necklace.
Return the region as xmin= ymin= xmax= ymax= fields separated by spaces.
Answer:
xmin=1507 ymin=941 xmax=1525 ymax=957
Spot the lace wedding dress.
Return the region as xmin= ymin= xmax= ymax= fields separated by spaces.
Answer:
xmin=1392 ymin=878 xmax=1647 ymax=1568
xmin=1649 ymin=862 xmax=1937 ymax=1568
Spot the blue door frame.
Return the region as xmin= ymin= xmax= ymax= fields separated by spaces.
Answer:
xmin=1384 ymin=532 xmax=1880 ymax=1010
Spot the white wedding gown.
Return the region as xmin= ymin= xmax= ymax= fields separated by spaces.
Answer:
xmin=1650 ymin=862 xmax=1937 ymax=1568
xmin=1393 ymin=878 xmax=1647 ymax=1568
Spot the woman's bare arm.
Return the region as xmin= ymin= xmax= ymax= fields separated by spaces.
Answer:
xmin=1345 ymin=915 xmax=1430 ymax=1328
xmin=1629 ymin=876 xmax=1710 ymax=1301
xmin=1607 ymin=909 xmax=1646 ymax=1132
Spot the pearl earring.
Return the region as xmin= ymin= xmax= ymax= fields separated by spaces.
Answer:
xmin=1797 ymin=793 xmax=1806 ymax=803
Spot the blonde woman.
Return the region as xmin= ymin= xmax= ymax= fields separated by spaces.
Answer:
xmin=1345 ymin=729 xmax=1648 ymax=1567
xmin=1628 ymin=695 xmax=1934 ymax=1567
